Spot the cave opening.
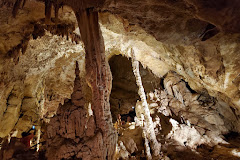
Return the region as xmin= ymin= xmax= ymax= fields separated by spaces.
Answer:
xmin=109 ymin=55 xmax=161 ymax=123
xmin=109 ymin=55 xmax=164 ymax=159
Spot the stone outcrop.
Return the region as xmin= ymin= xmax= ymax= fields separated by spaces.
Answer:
xmin=161 ymin=71 xmax=240 ymax=145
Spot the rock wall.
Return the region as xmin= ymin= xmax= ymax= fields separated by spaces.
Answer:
xmin=162 ymin=71 xmax=240 ymax=144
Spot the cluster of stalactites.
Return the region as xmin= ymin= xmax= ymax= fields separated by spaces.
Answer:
xmin=12 ymin=0 xmax=106 ymax=19
xmin=12 ymin=0 xmax=26 ymax=17
xmin=7 ymin=37 xmax=29 ymax=65
xmin=11 ymin=0 xmax=63 ymax=22
xmin=8 ymin=0 xmax=84 ymax=65
xmin=0 ymin=0 xmax=16 ymax=8
xmin=9 ymin=0 xmax=105 ymax=61
xmin=39 ymin=22 xmax=82 ymax=43
xmin=6 ymin=21 xmax=81 ymax=65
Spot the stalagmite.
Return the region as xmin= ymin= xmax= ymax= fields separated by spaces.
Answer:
xmin=131 ymin=49 xmax=161 ymax=158
xmin=142 ymin=115 xmax=152 ymax=160
xmin=12 ymin=0 xmax=24 ymax=17
xmin=36 ymin=127 xmax=40 ymax=152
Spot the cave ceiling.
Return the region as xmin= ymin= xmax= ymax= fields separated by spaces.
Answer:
xmin=0 ymin=0 xmax=239 ymax=136
xmin=0 ymin=0 xmax=239 ymax=109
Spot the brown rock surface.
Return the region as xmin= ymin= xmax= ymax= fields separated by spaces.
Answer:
xmin=46 ymin=61 xmax=115 ymax=160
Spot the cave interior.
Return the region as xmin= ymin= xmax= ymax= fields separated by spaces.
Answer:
xmin=0 ymin=0 xmax=240 ymax=160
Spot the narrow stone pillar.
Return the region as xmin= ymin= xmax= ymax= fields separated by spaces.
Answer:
xmin=131 ymin=49 xmax=161 ymax=159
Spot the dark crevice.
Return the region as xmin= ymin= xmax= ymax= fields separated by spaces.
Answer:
xmin=229 ymin=107 xmax=239 ymax=120
xmin=109 ymin=55 xmax=162 ymax=123
xmin=160 ymin=78 xmax=165 ymax=90
xmin=184 ymin=81 xmax=197 ymax=94
xmin=200 ymin=24 xmax=220 ymax=41
xmin=120 ymin=109 xmax=136 ymax=124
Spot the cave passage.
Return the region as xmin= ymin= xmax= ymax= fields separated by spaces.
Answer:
xmin=109 ymin=55 xmax=161 ymax=123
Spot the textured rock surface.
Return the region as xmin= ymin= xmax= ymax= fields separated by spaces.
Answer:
xmin=75 ymin=10 xmax=116 ymax=159
xmin=0 ymin=1 xmax=239 ymax=111
xmin=162 ymin=71 xmax=239 ymax=144
xmin=46 ymin=60 xmax=116 ymax=159
xmin=0 ymin=0 xmax=240 ymax=159
xmin=0 ymin=31 xmax=84 ymax=137
xmin=99 ymin=12 xmax=240 ymax=114
xmin=1 ymin=1 xmax=239 ymax=112
xmin=0 ymin=2 xmax=84 ymax=138
xmin=46 ymin=63 xmax=98 ymax=159
xmin=114 ymin=68 xmax=240 ymax=159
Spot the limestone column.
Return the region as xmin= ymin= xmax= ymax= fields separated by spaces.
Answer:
xmin=75 ymin=9 xmax=116 ymax=159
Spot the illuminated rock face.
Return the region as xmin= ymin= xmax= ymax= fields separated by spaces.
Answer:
xmin=0 ymin=0 xmax=240 ymax=159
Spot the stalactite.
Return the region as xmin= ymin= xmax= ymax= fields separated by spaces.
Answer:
xmin=7 ymin=44 xmax=22 ymax=65
xmin=7 ymin=36 xmax=29 ymax=63
xmin=45 ymin=0 xmax=52 ymax=24
xmin=0 ymin=1 xmax=14 ymax=8
xmin=21 ymin=37 xmax=29 ymax=55
xmin=12 ymin=0 xmax=24 ymax=18
xmin=54 ymin=3 xmax=60 ymax=21
xmin=22 ymin=0 xmax=26 ymax=8
xmin=131 ymin=49 xmax=162 ymax=158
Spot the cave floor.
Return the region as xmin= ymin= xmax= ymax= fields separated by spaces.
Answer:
xmin=116 ymin=122 xmax=240 ymax=160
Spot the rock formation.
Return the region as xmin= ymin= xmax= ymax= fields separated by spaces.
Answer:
xmin=0 ymin=0 xmax=240 ymax=159
xmin=131 ymin=50 xmax=161 ymax=159
xmin=46 ymin=62 xmax=116 ymax=160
